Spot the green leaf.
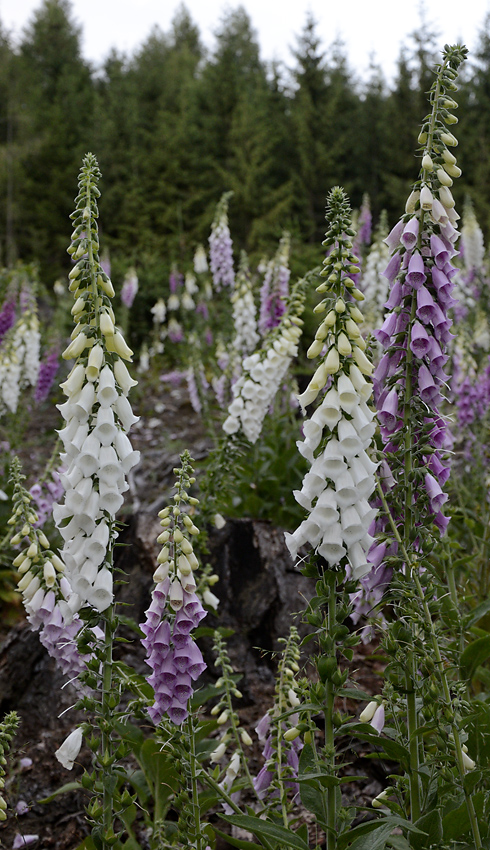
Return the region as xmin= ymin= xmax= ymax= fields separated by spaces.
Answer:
xmin=443 ymin=792 xmax=485 ymax=841
xmin=223 ymin=815 xmax=310 ymax=849
xmin=460 ymin=636 xmax=490 ymax=680
xmin=339 ymin=687 xmax=377 ymax=701
xmin=410 ymin=809 xmax=442 ymax=850
xmin=298 ymin=744 xmax=327 ymax=824
xmin=464 ymin=599 xmax=490 ymax=629
xmin=348 ymin=822 xmax=397 ymax=850
xmin=38 ymin=781 xmax=83 ymax=803
xmin=387 ymin=837 xmax=412 ymax=850
xmin=213 ymin=827 xmax=263 ymax=850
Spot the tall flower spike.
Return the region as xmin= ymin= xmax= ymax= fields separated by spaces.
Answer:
xmin=258 ymin=231 xmax=291 ymax=336
xmin=140 ymin=452 xmax=207 ymax=726
xmin=231 ymin=252 xmax=259 ymax=356
xmin=285 ymin=187 xmax=377 ymax=582
xmin=372 ymin=45 xmax=467 ymax=559
xmin=209 ymin=192 xmax=235 ymax=291
xmin=222 ymin=276 xmax=307 ymax=444
xmin=54 ymin=153 xmax=140 ymax=617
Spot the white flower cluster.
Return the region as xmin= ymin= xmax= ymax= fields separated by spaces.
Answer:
xmin=285 ymin=366 xmax=377 ymax=579
xmin=51 ymin=153 xmax=140 ymax=617
xmin=285 ymin=187 xmax=377 ymax=581
xmin=54 ymin=354 xmax=140 ymax=614
xmin=0 ymin=310 xmax=40 ymax=414
xmin=231 ymin=258 xmax=259 ymax=355
xmin=359 ymin=227 xmax=390 ymax=329
xmin=223 ymin=310 xmax=303 ymax=444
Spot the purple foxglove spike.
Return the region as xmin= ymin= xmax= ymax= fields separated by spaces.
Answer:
xmin=410 ymin=321 xmax=431 ymax=358
xmin=430 ymin=234 xmax=450 ymax=268
xmin=378 ymin=388 xmax=399 ymax=431
xmin=401 ymin=217 xmax=419 ymax=250
xmin=384 ymin=280 xmax=403 ymax=310
xmin=384 ymin=219 xmax=404 ymax=251
xmin=416 ymin=286 xmax=438 ymax=324
xmin=374 ymin=311 xmax=397 ymax=346
xmin=406 ymin=252 xmax=427 ymax=289
xmin=382 ymin=252 xmax=402 ymax=282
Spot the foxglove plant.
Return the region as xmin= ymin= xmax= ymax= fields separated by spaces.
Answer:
xmin=209 ymin=192 xmax=235 ymax=291
xmin=258 ymin=232 xmax=291 ymax=336
xmin=357 ymin=211 xmax=390 ymax=331
xmin=222 ymin=277 xmax=306 ymax=444
xmin=231 ymin=252 xmax=259 ymax=356
xmin=49 ymin=153 xmax=141 ymax=847
xmin=53 ymin=157 xmax=140 ymax=617
xmin=285 ymin=187 xmax=377 ymax=583
xmin=34 ymin=345 xmax=60 ymax=404
xmin=140 ymin=451 xmax=207 ymax=726
xmin=370 ymin=46 xmax=484 ymax=846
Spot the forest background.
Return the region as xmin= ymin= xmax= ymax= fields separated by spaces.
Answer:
xmin=2 ymin=0 xmax=490 ymax=341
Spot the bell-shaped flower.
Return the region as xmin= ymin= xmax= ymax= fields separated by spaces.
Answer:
xmin=334 ymin=471 xmax=358 ymax=508
xmin=337 ymin=419 xmax=363 ymax=459
xmin=410 ymin=321 xmax=431 ymax=358
xmin=424 ymin=472 xmax=448 ymax=513
xmin=400 ymin=216 xmax=419 ymax=250
xmin=416 ymin=286 xmax=438 ymax=324
xmin=60 ymin=363 xmax=86 ymax=397
xmin=349 ymin=364 xmax=372 ymax=402
xmin=114 ymin=358 xmax=138 ymax=394
xmin=337 ymin=373 xmax=359 ymax=414
xmin=341 ymin=506 xmax=366 ymax=546
xmin=317 ymin=523 xmax=346 ymax=565
xmin=98 ymin=446 xmax=124 ymax=487
xmin=71 ymin=560 xmax=99 ymax=597
xmin=71 ymin=382 xmax=96 ymax=421
xmin=55 ymin=727 xmax=83 ymax=770
xmin=406 ymin=251 xmax=427 ymax=289
xmin=86 ymin=567 xmax=113 ymax=612
xmin=86 ymin=343 xmax=104 ymax=381
xmin=382 ymin=251 xmax=402 ymax=283
xmin=97 ymin=365 xmax=118 ymax=407
xmin=314 ymin=388 xmax=342 ymax=429
xmin=93 ymin=407 xmax=118 ymax=446
xmin=114 ymin=394 xmax=139 ymax=431
xmin=374 ymin=311 xmax=397 ymax=347
xmin=76 ymin=433 xmax=101 ymax=477
xmin=378 ymin=388 xmax=399 ymax=432
xmin=114 ymin=430 xmax=140 ymax=473
xmin=348 ymin=542 xmax=372 ymax=580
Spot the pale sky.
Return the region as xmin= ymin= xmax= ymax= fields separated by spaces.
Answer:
xmin=0 ymin=0 xmax=489 ymax=82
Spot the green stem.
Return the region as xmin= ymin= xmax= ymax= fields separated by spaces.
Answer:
xmin=376 ymin=481 xmax=483 ymax=849
xmin=101 ymin=604 xmax=115 ymax=845
xmin=325 ymin=575 xmax=337 ymax=850
xmin=187 ymin=713 xmax=203 ymax=850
